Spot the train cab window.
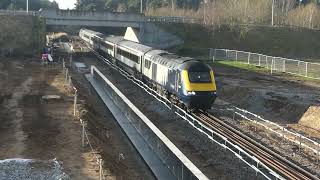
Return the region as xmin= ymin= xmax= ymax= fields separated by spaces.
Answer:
xmin=188 ymin=71 xmax=211 ymax=83
xmin=145 ymin=60 xmax=151 ymax=69
xmin=92 ymin=37 xmax=100 ymax=44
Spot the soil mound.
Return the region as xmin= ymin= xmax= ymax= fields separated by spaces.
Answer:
xmin=299 ymin=106 xmax=320 ymax=131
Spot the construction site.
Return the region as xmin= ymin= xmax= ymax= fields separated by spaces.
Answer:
xmin=0 ymin=5 xmax=320 ymax=180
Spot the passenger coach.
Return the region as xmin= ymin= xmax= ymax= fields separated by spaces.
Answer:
xmin=79 ymin=28 xmax=217 ymax=110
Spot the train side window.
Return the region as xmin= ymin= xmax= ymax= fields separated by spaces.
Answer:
xmin=145 ymin=60 xmax=151 ymax=69
xmin=117 ymin=48 xmax=139 ymax=64
xmin=84 ymin=34 xmax=89 ymax=39
xmin=102 ymin=42 xmax=113 ymax=51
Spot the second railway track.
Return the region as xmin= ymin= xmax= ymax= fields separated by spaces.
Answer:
xmin=194 ymin=111 xmax=318 ymax=180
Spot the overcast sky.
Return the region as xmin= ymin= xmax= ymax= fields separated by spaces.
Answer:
xmin=49 ymin=0 xmax=76 ymax=10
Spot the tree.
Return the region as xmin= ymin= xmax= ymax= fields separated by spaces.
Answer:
xmin=0 ymin=0 xmax=59 ymax=10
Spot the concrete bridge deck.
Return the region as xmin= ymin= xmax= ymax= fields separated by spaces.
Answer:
xmin=39 ymin=9 xmax=145 ymax=27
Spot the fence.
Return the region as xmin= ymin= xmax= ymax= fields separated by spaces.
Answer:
xmin=0 ymin=10 xmax=37 ymax=16
xmin=213 ymin=49 xmax=320 ymax=80
xmin=146 ymin=16 xmax=202 ymax=24
xmin=62 ymin=58 xmax=106 ymax=180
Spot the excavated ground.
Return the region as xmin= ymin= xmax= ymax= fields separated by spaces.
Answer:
xmin=0 ymin=58 xmax=153 ymax=180
xmin=211 ymin=63 xmax=320 ymax=176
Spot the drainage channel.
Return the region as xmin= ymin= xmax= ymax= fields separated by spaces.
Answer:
xmin=85 ymin=65 xmax=209 ymax=180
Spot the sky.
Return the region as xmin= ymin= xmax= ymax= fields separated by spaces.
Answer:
xmin=49 ymin=0 xmax=76 ymax=10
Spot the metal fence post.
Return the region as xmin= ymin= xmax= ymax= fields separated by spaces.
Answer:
xmin=69 ymin=54 xmax=73 ymax=67
xmin=226 ymin=49 xmax=229 ymax=59
xmin=214 ymin=49 xmax=217 ymax=60
xmin=99 ymin=159 xmax=103 ymax=180
xmin=258 ymin=55 xmax=261 ymax=66
xmin=305 ymin=62 xmax=308 ymax=77
xmin=248 ymin=52 xmax=251 ymax=64
xmin=282 ymin=59 xmax=286 ymax=72
xmin=74 ymin=88 xmax=77 ymax=116
xmin=271 ymin=58 xmax=274 ymax=74
xmin=81 ymin=120 xmax=85 ymax=147
xmin=62 ymin=58 xmax=65 ymax=71
xmin=236 ymin=51 xmax=238 ymax=61
xmin=65 ymin=69 xmax=68 ymax=84
xmin=209 ymin=48 xmax=213 ymax=58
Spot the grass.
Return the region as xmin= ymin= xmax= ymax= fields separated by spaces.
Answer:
xmin=214 ymin=60 xmax=320 ymax=82
xmin=214 ymin=60 xmax=270 ymax=73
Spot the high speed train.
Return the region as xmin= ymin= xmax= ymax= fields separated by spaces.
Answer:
xmin=79 ymin=28 xmax=217 ymax=110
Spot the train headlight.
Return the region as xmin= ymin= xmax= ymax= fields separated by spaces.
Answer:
xmin=184 ymin=89 xmax=196 ymax=95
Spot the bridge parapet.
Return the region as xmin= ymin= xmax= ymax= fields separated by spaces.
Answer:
xmin=39 ymin=9 xmax=145 ymax=27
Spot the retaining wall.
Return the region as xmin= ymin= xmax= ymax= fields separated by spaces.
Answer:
xmin=86 ymin=66 xmax=208 ymax=180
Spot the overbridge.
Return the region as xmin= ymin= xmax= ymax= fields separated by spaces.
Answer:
xmin=38 ymin=9 xmax=145 ymax=28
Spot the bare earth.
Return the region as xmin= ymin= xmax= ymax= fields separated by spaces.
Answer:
xmin=0 ymin=58 xmax=152 ymax=179
xmin=211 ymin=63 xmax=320 ymax=176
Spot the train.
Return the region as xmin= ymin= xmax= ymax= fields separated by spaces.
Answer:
xmin=79 ymin=28 xmax=217 ymax=110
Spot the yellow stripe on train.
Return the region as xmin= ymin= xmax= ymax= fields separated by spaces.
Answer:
xmin=182 ymin=70 xmax=217 ymax=91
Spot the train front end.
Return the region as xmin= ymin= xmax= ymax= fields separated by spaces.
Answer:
xmin=180 ymin=61 xmax=217 ymax=110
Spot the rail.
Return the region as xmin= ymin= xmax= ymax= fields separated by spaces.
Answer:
xmin=195 ymin=112 xmax=318 ymax=180
xmin=226 ymin=106 xmax=320 ymax=160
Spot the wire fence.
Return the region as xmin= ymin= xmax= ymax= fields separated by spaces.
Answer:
xmin=62 ymin=58 xmax=106 ymax=180
xmin=212 ymin=49 xmax=320 ymax=80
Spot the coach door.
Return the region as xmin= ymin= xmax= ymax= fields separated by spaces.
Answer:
xmin=175 ymin=71 xmax=180 ymax=92
xmin=152 ymin=63 xmax=157 ymax=81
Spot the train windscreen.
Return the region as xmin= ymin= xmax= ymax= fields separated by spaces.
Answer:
xmin=188 ymin=71 xmax=211 ymax=83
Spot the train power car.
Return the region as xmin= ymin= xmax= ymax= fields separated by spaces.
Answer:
xmin=79 ymin=28 xmax=217 ymax=110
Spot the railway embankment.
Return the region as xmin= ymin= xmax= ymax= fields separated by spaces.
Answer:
xmin=0 ymin=15 xmax=45 ymax=57
xmin=159 ymin=23 xmax=320 ymax=60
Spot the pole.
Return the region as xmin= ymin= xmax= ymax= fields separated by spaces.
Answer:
xmin=26 ymin=0 xmax=29 ymax=13
xmin=74 ymin=89 xmax=77 ymax=116
xmin=271 ymin=0 xmax=274 ymax=26
xmin=81 ymin=120 xmax=85 ymax=147
xmin=99 ymin=159 xmax=102 ymax=180
xmin=140 ymin=0 xmax=143 ymax=14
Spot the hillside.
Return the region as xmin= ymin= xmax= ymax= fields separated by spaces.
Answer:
xmin=159 ymin=23 xmax=320 ymax=60
xmin=0 ymin=15 xmax=45 ymax=57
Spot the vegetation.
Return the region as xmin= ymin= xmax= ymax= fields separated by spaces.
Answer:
xmin=159 ymin=22 xmax=320 ymax=59
xmin=75 ymin=0 xmax=202 ymax=12
xmin=147 ymin=0 xmax=320 ymax=29
xmin=0 ymin=0 xmax=58 ymax=11
xmin=73 ymin=0 xmax=320 ymax=29
xmin=214 ymin=60 xmax=270 ymax=73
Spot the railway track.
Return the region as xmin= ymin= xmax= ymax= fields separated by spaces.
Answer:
xmin=194 ymin=111 xmax=319 ymax=180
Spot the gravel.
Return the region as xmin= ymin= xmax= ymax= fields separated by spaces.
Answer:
xmin=0 ymin=158 xmax=70 ymax=180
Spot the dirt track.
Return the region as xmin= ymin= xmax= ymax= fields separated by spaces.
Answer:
xmin=0 ymin=58 xmax=152 ymax=179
